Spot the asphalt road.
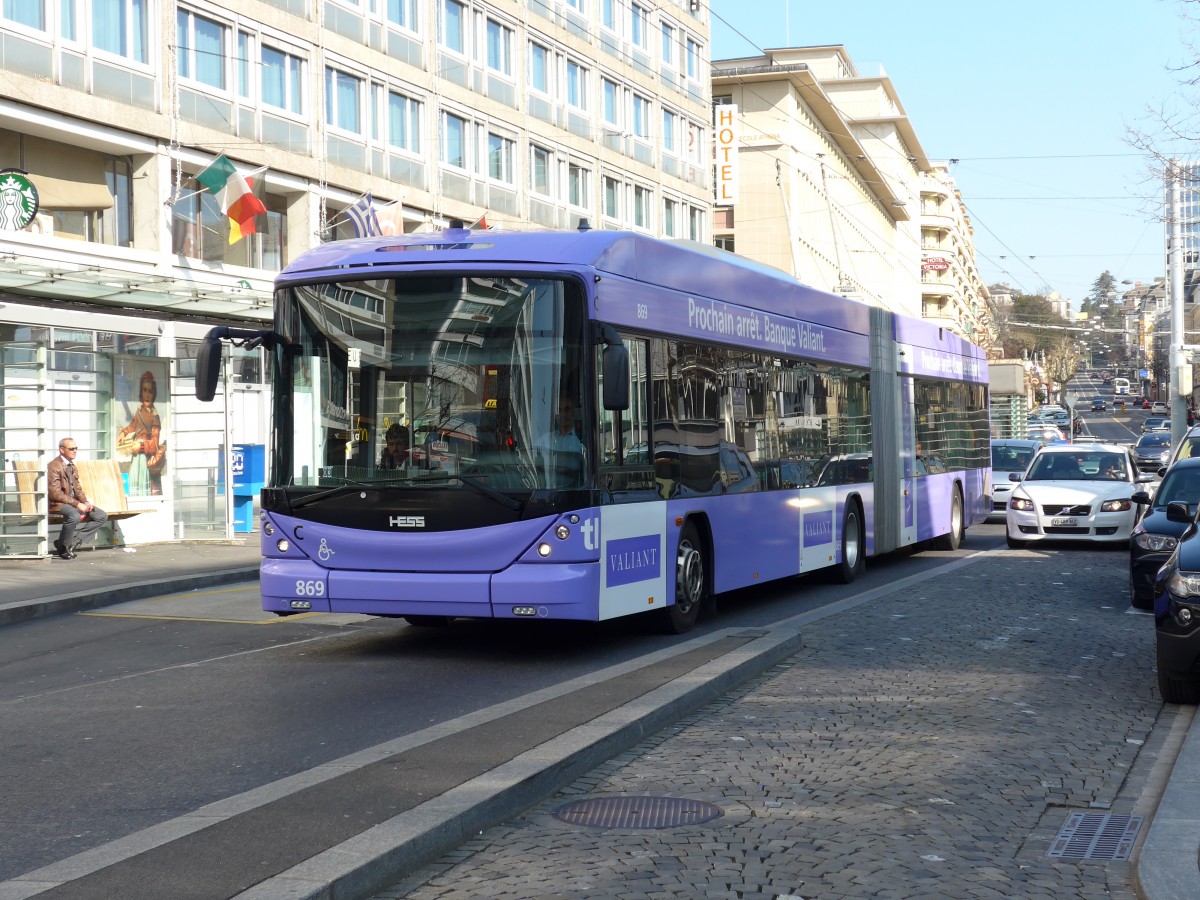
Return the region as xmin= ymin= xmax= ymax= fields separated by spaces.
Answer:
xmin=0 ymin=531 xmax=992 ymax=883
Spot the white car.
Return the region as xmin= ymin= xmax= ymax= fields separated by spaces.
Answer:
xmin=1006 ymin=444 xmax=1153 ymax=548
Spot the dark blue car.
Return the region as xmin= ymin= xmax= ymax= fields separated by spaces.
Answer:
xmin=1131 ymin=458 xmax=1200 ymax=609
xmin=1151 ymin=466 xmax=1200 ymax=702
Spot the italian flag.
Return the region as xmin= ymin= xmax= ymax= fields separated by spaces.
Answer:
xmin=195 ymin=155 xmax=267 ymax=244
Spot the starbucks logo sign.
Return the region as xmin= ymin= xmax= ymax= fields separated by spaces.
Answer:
xmin=0 ymin=169 xmax=39 ymax=231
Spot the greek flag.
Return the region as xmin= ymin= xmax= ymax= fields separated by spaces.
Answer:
xmin=346 ymin=192 xmax=381 ymax=238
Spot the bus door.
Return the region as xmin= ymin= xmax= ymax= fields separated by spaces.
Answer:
xmin=900 ymin=378 xmax=919 ymax=546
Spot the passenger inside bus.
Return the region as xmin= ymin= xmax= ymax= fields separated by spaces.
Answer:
xmin=379 ymin=424 xmax=410 ymax=469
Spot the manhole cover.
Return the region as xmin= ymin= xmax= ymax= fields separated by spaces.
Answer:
xmin=1047 ymin=813 xmax=1143 ymax=860
xmin=553 ymin=796 xmax=724 ymax=830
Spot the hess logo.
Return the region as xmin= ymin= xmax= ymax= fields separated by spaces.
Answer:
xmin=389 ymin=515 xmax=425 ymax=528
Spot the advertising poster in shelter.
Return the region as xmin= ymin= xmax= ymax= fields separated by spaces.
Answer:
xmin=112 ymin=356 xmax=170 ymax=497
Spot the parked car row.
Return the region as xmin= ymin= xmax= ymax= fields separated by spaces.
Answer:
xmin=992 ymin=430 xmax=1200 ymax=704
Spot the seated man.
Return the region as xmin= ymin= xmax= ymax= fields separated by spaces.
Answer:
xmin=537 ymin=396 xmax=586 ymax=487
xmin=47 ymin=438 xmax=108 ymax=560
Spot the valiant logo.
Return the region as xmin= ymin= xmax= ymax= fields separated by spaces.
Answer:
xmin=390 ymin=515 xmax=425 ymax=528
xmin=605 ymin=535 xmax=661 ymax=587
xmin=803 ymin=511 xmax=834 ymax=548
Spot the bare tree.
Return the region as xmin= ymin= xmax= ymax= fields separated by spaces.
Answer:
xmin=1044 ymin=336 xmax=1081 ymax=406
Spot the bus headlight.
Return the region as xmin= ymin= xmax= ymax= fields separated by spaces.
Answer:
xmin=277 ymin=539 xmax=290 ymax=553
xmin=537 ymin=542 xmax=552 ymax=557
xmin=555 ymin=525 xmax=570 ymax=540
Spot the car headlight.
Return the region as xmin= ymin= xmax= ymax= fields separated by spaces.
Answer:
xmin=1134 ymin=533 xmax=1178 ymax=552
xmin=1167 ymin=569 xmax=1200 ymax=599
xmin=1100 ymin=499 xmax=1132 ymax=512
xmin=1009 ymin=497 xmax=1035 ymax=511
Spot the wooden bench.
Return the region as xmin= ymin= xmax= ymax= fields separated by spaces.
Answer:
xmin=13 ymin=459 xmax=145 ymax=549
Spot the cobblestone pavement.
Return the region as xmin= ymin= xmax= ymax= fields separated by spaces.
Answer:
xmin=374 ymin=545 xmax=1174 ymax=899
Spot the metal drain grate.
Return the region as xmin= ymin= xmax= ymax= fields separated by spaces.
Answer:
xmin=553 ymin=796 xmax=723 ymax=830
xmin=1047 ymin=813 xmax=1143 ymax=860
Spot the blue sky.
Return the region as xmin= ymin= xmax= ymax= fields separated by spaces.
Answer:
xmin=709 ymin=0 xmax=1192 ymax=307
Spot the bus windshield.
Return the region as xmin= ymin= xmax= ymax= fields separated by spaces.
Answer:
xmin=272 ymin=273 xmax=588 ymax=494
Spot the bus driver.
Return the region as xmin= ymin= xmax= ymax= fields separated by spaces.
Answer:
xmin=537 ymin=396 xmax=585 ymax=486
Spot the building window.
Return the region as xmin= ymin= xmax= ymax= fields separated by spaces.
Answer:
xmin=102 ymin=157 xmax=133 ymax=247
xmin=686 ymin=38 xmax=699 ymax=80
xmin=631 ymin=4 xmax=647 ymax=48
xmin=661 ymin=22 xmax=674 ymax=67
xmin=601 ymin=0 xmax=617 ymax=31
xmin=388 ymin=90 xmax=420 ymax=152
xmin=170 ymin=174 xmax=286 ymax=269
xmin=689 ymin=206 xmax=704 ymax=241
xmin=2 ymin=1 xmax=43 ymax=30
xmin=441 ymin=0 xmax=464 ymax=54
xmin=631 ymin=94 xmax=650 ymax=139
xmin=686 ymin=121 xmax=703 ymax=165
xmin=662 ymin=109 xmax=678 ymax=154
xmin=566 ymin=60 xmax=587 ymax=110
xmin=177 ymin=8 xmax=228 ymax=90
xmin=443 ymin=112 xmax=467 ymax=169
xmin=568 ymin=162 xmax=588 ymax=208
xmin=486 ymin=19 xmax=511 ymax=75
xmin=602 ymin=78 xmax=619 ymax=127
xmin=93 ymin=0 xmax=148 ymax=62
xmin=386 ymin=0 xmax=417 ymax=30
xmin=565 ymin=0 xmax=584 ymax=11
xmin=663 ymin=198 xmax=677 ymax=236
xmin=325 ymin=67 xmax=362 ymax=133
xmin=531 ymin=145 xmax=551 ymax=196
xmin=488 ymin=133 xmax=514 ymax=183
xmin=236 ymin=30 xmax=252 ymax=99
xmin=603 ymin=176 xmax=620 ymax=219
xmin=633 ymin=185 xmax=650 ymax=228
xmin=261 ymin=44 xmax=304 ymax=114
xmin=529 ymin=43 xmax=549 ymax=94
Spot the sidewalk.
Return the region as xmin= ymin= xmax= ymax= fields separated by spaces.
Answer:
xmin=0 ymin=539 xmax=262 ymax=626
xmin=1 ymin=541 xmax=1198 ymax=899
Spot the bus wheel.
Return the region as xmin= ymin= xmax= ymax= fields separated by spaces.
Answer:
xmin=659 ymin=522 xmax=706 ymax=634
xmin=403 ymin=615 xmax=452 ymax=627
xmin=932 ymin=488 xmax=964 ymax=551
xmin=834 ymin=502 xmax=865 ymax=584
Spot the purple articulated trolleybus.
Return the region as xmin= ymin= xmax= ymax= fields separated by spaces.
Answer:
xmin=196 ymin=225 xmax=990 ymax=634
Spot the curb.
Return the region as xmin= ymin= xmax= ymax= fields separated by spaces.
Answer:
xmin=1136 ymin=704 xmax=1200 ymax=900
xmin=234 ymin=625 xmax=804 ymax=900
xmin=0 ymin=567 xmax=261 ymax=628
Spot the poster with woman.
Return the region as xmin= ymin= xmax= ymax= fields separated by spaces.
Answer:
xmin=113 ymin=357 xmax=170 ymax=497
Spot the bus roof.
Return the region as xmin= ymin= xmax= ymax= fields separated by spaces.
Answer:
xmin=277 ymin=227 xmax=872 ymax=334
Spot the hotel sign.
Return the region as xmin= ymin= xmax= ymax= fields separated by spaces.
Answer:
xmin=0 ymin=169 xmax=38 ymax=231
xmin=714 ymin=104 xmax=739 ymax=206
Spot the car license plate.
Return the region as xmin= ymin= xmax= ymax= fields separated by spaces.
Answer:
xmin=1051 ymin=517 xmax=1078 ymax=526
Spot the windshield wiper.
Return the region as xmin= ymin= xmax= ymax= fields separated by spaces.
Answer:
xmin=406 ymin=472 xmax=523 ymax=511
xmin=289 ymin=480 xmax=389 ymax=511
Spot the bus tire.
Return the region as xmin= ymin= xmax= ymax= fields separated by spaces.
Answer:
xmin=834 ymin=501 xmax=866 ymax=584
xmin=658 ymin=521 xmax=706 ymax=634
xmin=932 ymin=487 xmax=964 ymax=551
